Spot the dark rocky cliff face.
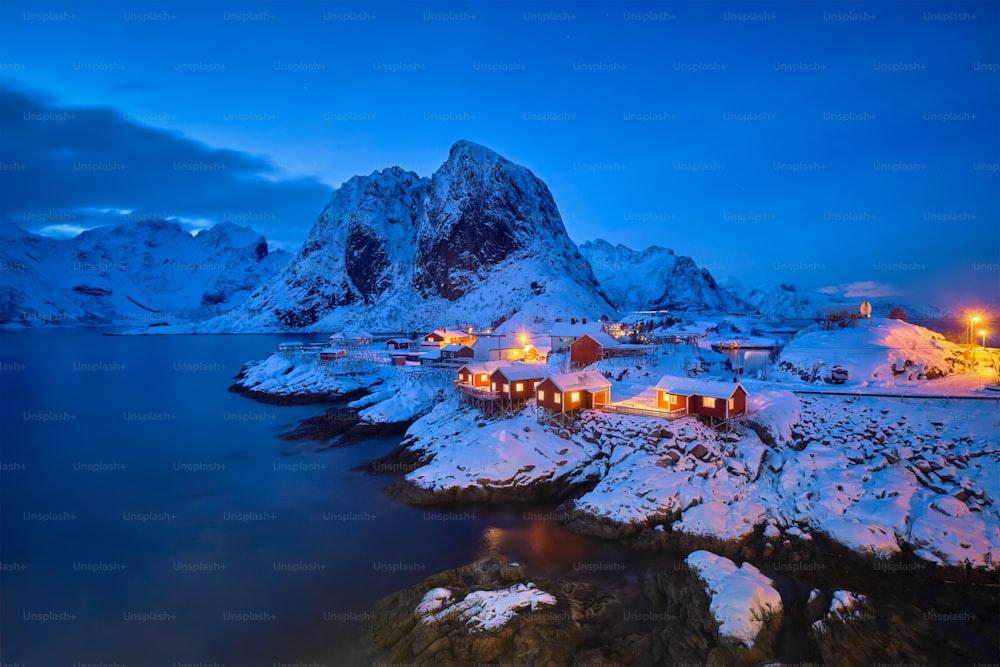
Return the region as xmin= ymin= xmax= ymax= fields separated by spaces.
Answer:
xmin=414 ymin=141 xmax=588 ymax=300
xmin=226 ymin=140 xmax=613 ymax=331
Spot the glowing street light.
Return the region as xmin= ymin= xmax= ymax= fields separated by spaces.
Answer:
xmin=969 ymin=315 xmax=981 ymax=346
xmin=981 ymin=330 xmax=988 ymax=348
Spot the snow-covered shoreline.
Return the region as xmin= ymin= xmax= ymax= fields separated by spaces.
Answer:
xmin=233 ymin=320 xmax=1000 ymax=571
xmin=388 ymin=389 xmax=998 ymax=569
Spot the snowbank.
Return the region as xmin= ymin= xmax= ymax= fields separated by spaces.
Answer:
xmin=780 ymin=318 xmax=964 ymax=386
xmin=745 ymin=389 xmax=801 ymax=445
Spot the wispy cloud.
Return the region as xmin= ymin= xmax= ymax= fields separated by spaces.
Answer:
xmin=0 ymin=84 xmax=330 ymax=247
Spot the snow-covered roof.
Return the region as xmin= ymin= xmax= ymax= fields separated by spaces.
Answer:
xmin=472 ymin=335 xmax=523 ymax=350
xmin=577 ymin=331 xmax=620 ymax=347
xmin=654 ymin=375 xmax=742 ymax=400
xmin=387 ymin=338 xmax=413 ymax=344
xmin=545 ymin=370 xmax=611 ymax=393
xmin=548 ymin=321 xmax=603 ymax=338
xmin=429 ymin=328 xmax=469 ymax=339
xmin=422 ymin=349 xmax=443 ymax=360
xmin=493 ymin=365 xmax=547 ymax=381
xmin=457 ymin=361 xmax=503 ymax=375
xmin=441 ymin=344 xmax=472 ymax=352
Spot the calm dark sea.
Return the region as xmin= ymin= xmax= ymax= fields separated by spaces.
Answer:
xmin=0 ymin=329 xmax=673 ymax=666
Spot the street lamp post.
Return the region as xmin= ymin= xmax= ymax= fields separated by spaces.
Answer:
xmin=981 ymin=330 xmax=988 ymax=348
xmin=969 ymin=316 xmax=981 ymax=346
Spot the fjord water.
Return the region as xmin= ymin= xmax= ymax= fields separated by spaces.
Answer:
xmin=0 ymin=329 xmax=670 ymax=665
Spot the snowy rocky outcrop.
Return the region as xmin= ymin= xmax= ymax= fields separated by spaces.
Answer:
xmin=367 ymin=558 xmax=611 ymax=666
xmin=684 ymin=550 xmax=782 ymax=648
xmin=579 ymin=238 xmax=746 ymax=313
xmin=0 ymin=220 xmax=287 ymax=327
xmin=388 ymin=396 xmax=604 ymax=505
xmin=240 ymin=346 xmax=1000 ymax=569
xmin=385 ymin=388 xmax=1000 ymax=569
xmin=414 ymin=583 xmax=557 ymax=633
xmin=779 ymin=317 xmax=967 ymax=385
xmin=211 ymin=141 xmax=614 ymax=332
xmin=232 ymin=352 xmax=391 ymax=404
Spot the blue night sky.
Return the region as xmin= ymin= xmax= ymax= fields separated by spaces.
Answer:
xmin=1 ymin=1 xmax=997 ymax=309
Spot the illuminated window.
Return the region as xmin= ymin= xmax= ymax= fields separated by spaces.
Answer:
xmin=515 ymin=382 xmax=524 ymax=392
xmin=703 ymin=397 xmax=717 ymax=409
xmin=533 ymin=381 xmax=540 ymax=389
xmin=538 ymin=390 xmax=545 ymax=401
xmin=570 ymin=391 xmax=580 ymax=403
xmin=479 ymin=374 xmax=488 ymax=382
xmin=503 ymin=383 xmax=509 ymax=393
xmin=728 ymin=398 xmax=735 ymax=411
xmin=669 ymin=394 xmax=678 ymax=405
xmin=492 ymin=382 xmax=498 ymax=391
xmin=554 ymin=393 xmax=561 ymax=403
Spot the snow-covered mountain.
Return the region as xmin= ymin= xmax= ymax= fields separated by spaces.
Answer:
xmin=742 ymin=283 xmax=947 ymax=320
xmin=0 ymin=220 xmax=289 ymax=327
xmin=741 ymin=283 xmax=836 ymax=319
xmin=579 ymin=239 xmax=746 ymax=313
xmin=209 ymin=140 xmax=615 ymax=332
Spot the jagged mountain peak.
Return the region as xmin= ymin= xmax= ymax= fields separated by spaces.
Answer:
xmin=447 ymin=139 xmax=502 ymax=162
xmin=580 ymin=239 xmax=741 ymax=313
xmin=214 ymin=142 xmax=613 ymax=331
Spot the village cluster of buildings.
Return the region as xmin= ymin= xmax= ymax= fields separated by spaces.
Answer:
xmin=278 ymin=322 xmax=657 ymax=368
xmin=453 ymin=360 xmax=747 ymax=422
xmin=276 ymin=321 xmax=748 ymax=425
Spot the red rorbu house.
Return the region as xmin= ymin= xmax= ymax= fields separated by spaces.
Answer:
xmin=319 ymin=348 xmax=347 ymax=362
xmin=456 ymin=363 xmax=494 ymax=388
xmin=570 ymin=332 xmax=653 ymax=367
xmin=441 ymin=344 xmax=475 ymax=361
xmin=489 ymin=366 xmax=545 ymax=403
xmin=386 ymin=338 xmax=415 ymax=350
xmin=570 ymin=332 xmax=620 ymax=366
xmin=654 ymin=375 xmax=747 ymax=421
xmin=423 ymin=328 xmax=476 ymax=348
xmin=536 ymin=371 xmax=611 ymax=414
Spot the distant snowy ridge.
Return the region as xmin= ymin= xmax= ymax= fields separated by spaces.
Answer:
xmin=203 ymin=140 xmax=615 ymax=332
xmin=579 ymin=239 xmax=747 ymax=313
xmin=742 ymin=283 xmax=948 ymax=320
xmin=0 ymin=220 xmax=288 ymax=327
